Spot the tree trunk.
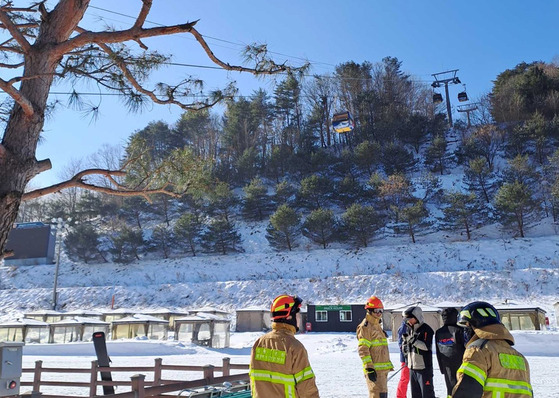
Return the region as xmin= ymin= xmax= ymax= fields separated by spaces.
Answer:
xmin=0 ymin=0 xmax=90 ymax=257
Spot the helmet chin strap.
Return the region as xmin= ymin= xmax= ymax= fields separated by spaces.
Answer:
xmin=464 ymin=325 xmax=476 ymax=342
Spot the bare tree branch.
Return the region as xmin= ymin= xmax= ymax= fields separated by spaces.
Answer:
xmin=133 ymin=0 xmax=152 ymax=29
xmin=59 ymin=20 xmax=200 ymax=54
xmin=0 ymin=77 xmax=33 ymax=115
xmin=0 ymin=61 xmax=23 ymax=68
xmin=0 ymin=9 xmax=31 ymax=53
xmin=22 ymin=168 xmax=182 ymax=201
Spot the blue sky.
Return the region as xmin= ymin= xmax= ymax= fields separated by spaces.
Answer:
xmin=30 ymin=0 xmax=559 ymax=187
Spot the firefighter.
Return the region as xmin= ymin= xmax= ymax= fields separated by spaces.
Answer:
xmin=435 ymin=307 xmax=466 ymax=398
xmin=452 ymin=301 xmax=532 ymax=398
xmin=357 ymin=296 xmax=394 ymax=398
xmin=401 ymin=306 xmax=436 ymax=398
xmin=249 ymin=294 xmax=320 ymax=398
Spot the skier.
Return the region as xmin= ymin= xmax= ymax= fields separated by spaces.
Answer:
xmin=401 ymin=306 xmax=436 ymax=398
xmin=249 ymin=294 xmax=320 ymax=398
xmin=396 ymin=319 xmax=410 ymax=398
xmin=356 ymin=296 xmax=394 ymax=398
xmin=452 ymin=301 xmax=532 ymax=398
xmin=435 ymin=307 xmax=466 ymax=398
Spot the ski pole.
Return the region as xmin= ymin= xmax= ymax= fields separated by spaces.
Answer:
xmin=387 ymin=364 xmax=406 ymax=382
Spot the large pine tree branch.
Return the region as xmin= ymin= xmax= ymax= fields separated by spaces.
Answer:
xmin=0 ymin=77 xmax=33 ymax=115
xmin=22 ymin=168 xmax=181 ymax=201
xmin=0 ymin=9 xmax=31 ymax=53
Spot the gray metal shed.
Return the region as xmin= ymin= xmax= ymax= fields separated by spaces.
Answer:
xmin=235 ymin=307 xmax=271 ymax=332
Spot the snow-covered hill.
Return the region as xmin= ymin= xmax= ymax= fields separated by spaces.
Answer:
xmin=1 ymin=220 xmax=558 ymax=323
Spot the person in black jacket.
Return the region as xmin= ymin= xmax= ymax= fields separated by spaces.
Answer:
xmin=401 ymin=306 xmax=435 ymax=398
xmin=435 ymin=307 xmax=466 ymax=398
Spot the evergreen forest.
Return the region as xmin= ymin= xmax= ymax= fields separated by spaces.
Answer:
xmin=16 ymin=58 xmax=559 ymax=264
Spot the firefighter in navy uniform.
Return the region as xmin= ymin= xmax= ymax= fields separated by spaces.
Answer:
xmin=249 ymin=294 xmax=320 ymax=398
xmin=452 ymin=301 xmax=532 ymax=398
xmin=435 ymin=307 xmax=466 ymax=398
xmin=356 ymin=296 xmax=394 ymax=398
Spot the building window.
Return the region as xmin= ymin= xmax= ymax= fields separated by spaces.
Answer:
xmin=315 ymin=311 xmax=328 ymax=322
xmin=339 ymin=310 xmax=352 ymax=322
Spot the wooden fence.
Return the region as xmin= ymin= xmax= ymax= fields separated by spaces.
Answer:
xmin=19 ymin=357 xmax=250 ymax=398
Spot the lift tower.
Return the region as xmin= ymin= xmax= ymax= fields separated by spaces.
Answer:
xmin=457 ymin=103 xmax=479 ymax=128
xmin=432 ymin=69 xmax=461 ymax=127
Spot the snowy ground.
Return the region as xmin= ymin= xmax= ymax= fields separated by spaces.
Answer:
xmin=21 ymin=331 xmax=559 ymax=398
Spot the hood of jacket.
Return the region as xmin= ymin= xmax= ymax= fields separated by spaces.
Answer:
xmin=441 ymin=307 xmax=458 ymax=326
xmin=407 ymin=306 xmax=425 ymax=324
xmin=472 ymin=323 xmax=515 ymax=346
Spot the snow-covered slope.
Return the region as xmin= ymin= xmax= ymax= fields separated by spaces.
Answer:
xmin=1 ymin=220 xmax=558 ymax=322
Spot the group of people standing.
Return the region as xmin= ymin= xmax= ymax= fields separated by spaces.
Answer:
xmin=248 ymin=294 xmax=533 ymax=398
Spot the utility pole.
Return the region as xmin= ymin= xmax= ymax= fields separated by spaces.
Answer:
xmin=51 ymin=217 xmax=71 ymax=310
xmin=457 ymin=103 xmax=479 ymax=128
xmin=432 ymin=69 xmax=461 ymax=128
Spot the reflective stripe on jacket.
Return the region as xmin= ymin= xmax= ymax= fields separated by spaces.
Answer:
xmin=250 ymin=322 xmax=320 ymax=398
xmin=452 ymin=323 xmax=532 ymax=398
xmin=356 ymin=314 xmax=394 ymax=372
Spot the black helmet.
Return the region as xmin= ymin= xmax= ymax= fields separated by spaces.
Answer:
xmin=457 ymin=301 xmax=500 ymax=328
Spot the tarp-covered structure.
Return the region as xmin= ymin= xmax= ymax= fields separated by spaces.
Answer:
xmin=111 ymin=314 xmax=168 ymax=340
xmin=24 ymin=310 xmax=64 ymax=323
xmin=0 ymin=318 xmax=49 ymax=343
xmin=174 ymin=313 xmax=230 ymax=348
xmin=494 ymin=302 xmax=547 ymax=331
xmin=50 ymin=317 xmax=109 ymax=343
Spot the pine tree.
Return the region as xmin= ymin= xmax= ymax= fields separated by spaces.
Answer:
xmin=149 ymin=225 xmax=173 ymax=259
xmin=109 ymin=227 xmax=145 ymax=264
xmin=341 ymin=204 xmax=382 ymax=248
xmin=336 ymin=176 xmax=366 ymax=207
xmin=354 ymin=140 xmax=381 ymax=176
xmin=174 ymin=213 xmax=203 ymax=256
xmin=463 ymin=157 xmax=496 ymax=204
xmin=207 ymin=182 xmax=238 ymax=223
xmin=266 ymin=204 xmax=301 ymax=251
xmin=242 ymin=178 xmax=273 ymax=221
xmin=302 ymin=208 xmax=338 ymax=249
xmin=398 ymin=200 xmax=429 ymax=244
xmin=201 ymin=219 xmax=243 ymax=255
xmin=424 ymin=135 xmax=449 ymax=175
xmin=274 ymin=181 xmax=297 ymax=206
xmin=381 ymin=141 xmax=416 ymax=174
xmin=442 ymin=191 xmax=481 ymax=240
xmin=297 ymin=174 xmax=333 ymax=209
xmin=494 ymin=181 xmax=539 ymax=238
xmin=64 ymin=223 xmax=105 ymax=264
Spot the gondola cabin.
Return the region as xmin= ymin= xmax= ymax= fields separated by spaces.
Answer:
xmin=433 ymin=93 xmax=443 ymax=104
xmin=458 ymin=91 xmax=468 ymax=102
xmin=332 ymin=111 xmax=354 ymax=133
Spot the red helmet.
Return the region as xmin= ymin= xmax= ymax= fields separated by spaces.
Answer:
xmin=271 ymin=295 xmax=302 ymax=320
xmin=365 ymin=296 xmax=384 ymax=310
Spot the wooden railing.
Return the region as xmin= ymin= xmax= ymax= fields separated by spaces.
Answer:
xmin=20 ymin=357 xmax=250 ymax=398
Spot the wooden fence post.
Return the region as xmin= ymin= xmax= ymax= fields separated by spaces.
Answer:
xmin=130 ymin=374 xmax=145 ymax=398
xmin=153 ymin=358 xmax=162 ymax=385
xmin=222 ymin=357 xmax=230 ymax=376
xmin=203 ymin=365 xmax=215 ymax=384
xmin=89 ymin=360 xmax=98 ymax=397
xmin=32 ymin=360 xmax=43 ymax=393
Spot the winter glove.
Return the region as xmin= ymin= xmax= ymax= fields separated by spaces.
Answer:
xmin=365 ymin=367 xmax=377 ymax=382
